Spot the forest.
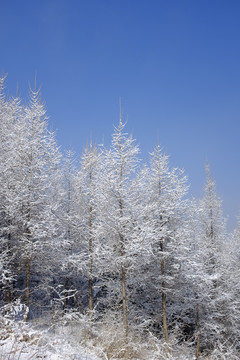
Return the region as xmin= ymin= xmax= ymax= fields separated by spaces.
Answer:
xmin=0 ymin=76 xmax=240 ymax=360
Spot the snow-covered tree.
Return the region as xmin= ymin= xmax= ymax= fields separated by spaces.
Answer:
xmin=96 ymin=119 xmax=140 ymax=335
xmin=1 ymin=75 xmax=240 ymax=358
xmin=0 ymin=79 xmax=24 ymax=304
xmin=218 ymin=215 xmax=240 ymax=352
xmin=190 ymin=166 xmax=228 ymax=357
xmin=54 ymin=150 xmax=79 ymax=311
xmin=136 ymin=145 xmax=189 ymax=342
xmin=12 ymin=86 xmax=62 ymax=319
xmin=71 ymin=143 xmax=103 ymax=311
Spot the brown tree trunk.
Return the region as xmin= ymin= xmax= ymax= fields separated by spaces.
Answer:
xmin=5 ymin=284 xmax=11 ymax=304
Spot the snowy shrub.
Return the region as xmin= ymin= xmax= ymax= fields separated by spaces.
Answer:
xmin=0 ymin=300 xmax=45 ymax=359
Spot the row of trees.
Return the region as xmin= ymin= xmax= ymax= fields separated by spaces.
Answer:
xmin=0 ymin=77 xmax=240 ymax=357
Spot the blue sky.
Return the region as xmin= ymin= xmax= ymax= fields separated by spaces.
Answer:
xmin=1 ymin=0 xmax=240 ymax=229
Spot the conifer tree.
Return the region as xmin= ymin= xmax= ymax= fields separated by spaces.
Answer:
xmin=14 ymin=86 xmax=61 ymax=319
xmin=190 ymin=166 xmax=227 ymax=356
xmin=0 ymin=78 xmax=25 ymax=304
xmin=73 ymin=143 xmax=103 ymax=311
xmin=97 ymin=118 xmax=139 ymax=336
xmin=138 ymin=145 xmax=189 ymax=342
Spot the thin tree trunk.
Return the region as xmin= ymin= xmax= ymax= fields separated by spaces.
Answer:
xmin=24 ymin=207 xmax=31 ymax=322
xmin=6 ymin=231 xmax=12 ymax=304
xmin=63 ymin=278 xmax=69 ymax=311
xmin=6 ymin=284 xmax=11 ymax=304
xmin=121 ymin=263 xmax=128 ymax=337
xmin=196 ymin=298 xmax=200 ymax=360
xmin=119 ymin=213 xmax=128 ymax=336
xmin=89 ymin=204 xmax=93 ymax=311
xmin=118 ymin=142 xmax=128 ymax=337
xmin=160 ymin=240 xmax=169 ymax=343
xmin=88 ymin=277 xmax=93 ymax=311
xmin=24 ymin=256 xmax=30 ymax=322
xmin=158 ymin=177 xmax=168 ymax=343
xmin=65 ymin=167 xmax=71 ymax=310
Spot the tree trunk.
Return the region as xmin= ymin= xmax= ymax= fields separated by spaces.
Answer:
xmin=6 ymin=231 xmax=12 ymax=304
xmin=6 ymin=284 xmax=11 ymax=304
xmin=63 ymin=277 xmax=69 ymax=311
xmin=119 ymin=195 xmax=128 ymax=336
xmin=117 ymin=132 xmax=128 ymax=337
xmin=24 ymin=256 xmax=30 ymax=321
xmin=119 ymin=225 xmax=128 ymax=336
xmin=158 ymin=178 xmax=168 ymax=343
xmin=121 ymin=264 xmax=128 ymax=337
xmin=24 ymin=209 xmax=31 ymax=322
xmin=89 ymin=204 xmax=93 ymax=311
xmin=196 ymin=299 xmax=200 ymax=360
xmin=160 ymin=240 xmax=169 ymax=343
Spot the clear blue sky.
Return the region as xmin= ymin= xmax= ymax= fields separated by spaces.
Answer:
xmin=1 ymin=0 xmax=240 ymax=229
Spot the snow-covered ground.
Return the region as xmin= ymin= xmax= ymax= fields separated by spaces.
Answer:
xmin=0 ymin=329 xmax=101 ymax=360
xmin=0 ymin=316 xmax=193 ymax=360
xmin=1 ymin=310 xmax=238 ymax=360
xmin=0 ymin=312 xmax=101 ymax=360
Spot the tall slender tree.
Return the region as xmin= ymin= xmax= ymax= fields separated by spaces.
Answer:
xmin=0 ymin=79 xmax=24 ymax=304
xmin=97 ymin=118 xmax=139 ymax=336
xmin=189 ymin=166 xmax=227 ymax=356
xmin=73 ymin=143 xmax=103 ymax=311
xmin=138 ymin=145 xmax=189 ymax=342
xmin=60 ymin=150 xmax=78 ymax=311
xmin=14 ymin=86 xmax=61 ymax=319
